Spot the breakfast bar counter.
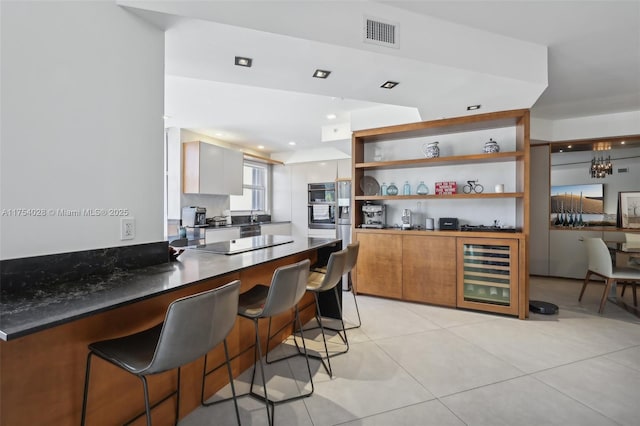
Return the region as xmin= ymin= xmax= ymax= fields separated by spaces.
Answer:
xmin=0 ymin=237 xmax=339 ymax=425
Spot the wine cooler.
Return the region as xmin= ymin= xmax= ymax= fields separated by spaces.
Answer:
xmin=457 ymin=238 xmax=519 ymax=316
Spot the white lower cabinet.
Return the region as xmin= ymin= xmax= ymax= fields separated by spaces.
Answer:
xmin=205 ymin=227 xmax=240 ymax=243
xmin=261 ymin=223 xmax=291 ymax=235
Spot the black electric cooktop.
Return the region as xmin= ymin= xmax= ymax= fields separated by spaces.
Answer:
xmin=188 ymin=235 xmax=294 ymax=255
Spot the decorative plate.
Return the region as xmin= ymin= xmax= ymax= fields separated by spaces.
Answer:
xmin=360 ymin=176 xmax=380 ymax=196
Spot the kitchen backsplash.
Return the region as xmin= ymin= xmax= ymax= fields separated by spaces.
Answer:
xmin=179 ymin=193 xmax=229 ymax=219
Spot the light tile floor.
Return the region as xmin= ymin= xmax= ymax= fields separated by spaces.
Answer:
xmin=183 ymin=277 xmax=640 ymax=426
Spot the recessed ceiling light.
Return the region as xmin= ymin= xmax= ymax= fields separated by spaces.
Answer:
xmin=234 ymin=56 xmax=252 ymax=67
xmin=258 ymin=145 xmax=265 ymax=149
xmin=567 ymin=145 xmax=572 ymax=148
xmin=313 ymin=69 xmax=331 ymax=79
xmin=466 ymin=104 xmax=481 ymax=111
xmin=621 ymin=140 xmax=626 ymax=145
xmin=559 ymin=149 xmax=564 ymax=153
xmin=380 ymin=81 xmax=399 ymax=89
xmin=326 ymin=113 xmax=337 ymax=120
xmin=288 ymin=141 xmax=296 ymax=146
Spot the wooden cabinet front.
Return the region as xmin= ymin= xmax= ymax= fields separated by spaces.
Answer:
xmin=354 ymin=232 xmax=402 ymax=298
xmin=403 ymin=235 xmax=456 ymax=306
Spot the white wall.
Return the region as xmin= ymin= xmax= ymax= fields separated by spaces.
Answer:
xmin=531 ymin=111 xmax=640 ymax=142
xmin=1 ymin=1 xmax=164 ymax=259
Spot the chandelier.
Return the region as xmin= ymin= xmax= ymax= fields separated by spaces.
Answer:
xmin=590 ymin=155 xmax=613 ymax=178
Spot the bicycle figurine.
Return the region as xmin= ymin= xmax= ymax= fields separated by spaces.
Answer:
xmin=462 ymin=180 xmax=484 ymax=194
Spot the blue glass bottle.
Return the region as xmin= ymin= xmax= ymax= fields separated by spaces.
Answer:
xmin=403 ymin=181 xmax=411 ymax=195
xmin=416 ymin=181 xmax=429 ymax=195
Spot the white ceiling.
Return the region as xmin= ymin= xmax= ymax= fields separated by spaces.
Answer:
xmin=122 ymin=0 xmax=640 ymax=156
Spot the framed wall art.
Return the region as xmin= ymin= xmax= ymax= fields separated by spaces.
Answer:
xmin=619 ymin=191 xmax=640 ymax=228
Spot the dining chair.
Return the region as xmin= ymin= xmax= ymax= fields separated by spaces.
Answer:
xmin=579 ymin=238 xmax=639 ymax=313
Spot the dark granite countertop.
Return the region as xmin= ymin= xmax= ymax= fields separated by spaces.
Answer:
xmin=0 ymin=237 xmax=338 ymax=341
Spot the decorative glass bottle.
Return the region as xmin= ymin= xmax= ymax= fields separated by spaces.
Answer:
xmin=403 ymin=181 xmax=411 ymax=195
xmin=416 ymin=181 xmax=429 ymax=195
xmin=380 ymin=182 xmax=388 ymax=196
xmin=387 ymin=182 xmax=399 ymax=196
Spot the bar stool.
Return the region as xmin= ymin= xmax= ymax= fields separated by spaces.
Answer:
xmin=81 ymin=280 xmax=241 ymax=426
xmin=205 ymin=259 xmax=312 ymax=426
xmin=301 ymin=248 xmax=349 ymax=377
xmin=342 ymin=241 xmax=361 ymax=330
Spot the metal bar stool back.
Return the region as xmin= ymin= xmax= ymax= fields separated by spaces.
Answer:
xmin=81 ymin=280 xmax=241 ymax=426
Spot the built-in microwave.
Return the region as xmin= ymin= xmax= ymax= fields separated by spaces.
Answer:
xmin=308 ymin=182 xmax=336 ymax=204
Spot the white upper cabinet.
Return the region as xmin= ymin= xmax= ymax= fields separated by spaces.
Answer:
xmin=183 ymin=141 xmax=243 ymax=195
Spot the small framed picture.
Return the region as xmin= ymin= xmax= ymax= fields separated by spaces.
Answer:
xmin=619 ymin=191 xmax=640 ymax=228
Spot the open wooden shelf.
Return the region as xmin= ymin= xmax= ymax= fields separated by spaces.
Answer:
xmin=355 ymin=151 xmax=524 ymax=170
xmin=355 ymin=192 xmax=524 ymax=201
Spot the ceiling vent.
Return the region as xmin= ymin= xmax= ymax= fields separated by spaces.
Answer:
xmin=363 ymin=16 xmax=399 ymax=48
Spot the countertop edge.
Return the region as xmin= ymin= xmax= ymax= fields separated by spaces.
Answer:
xmin=0 ymin=237 xmax=338 ymax=341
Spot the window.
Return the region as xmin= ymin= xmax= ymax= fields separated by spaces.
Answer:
xmin=230 ymin=161 xmax=269 ymax=212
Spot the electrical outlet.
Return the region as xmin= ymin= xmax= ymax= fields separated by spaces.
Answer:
xmin=120 ymin=217 xmax=135 ymax=240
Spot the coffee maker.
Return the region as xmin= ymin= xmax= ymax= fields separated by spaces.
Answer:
xmin=182 ymin=206 xmax=207 ymax=227
xmin=362 ymin=203 xmax=386 ymax=228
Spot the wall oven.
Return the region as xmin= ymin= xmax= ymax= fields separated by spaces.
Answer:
xmin=308 ymin=182 xmax=336 ymax=229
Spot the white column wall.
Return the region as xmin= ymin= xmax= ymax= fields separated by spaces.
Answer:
xmin=1 ymin=1 xmax=165 ymax=259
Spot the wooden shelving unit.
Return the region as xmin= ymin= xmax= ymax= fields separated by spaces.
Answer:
xmin=351 ymin=109 xmax=530 ymax=319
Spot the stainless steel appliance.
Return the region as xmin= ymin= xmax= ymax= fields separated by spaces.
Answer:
xmin=239 ymin=223 xmax=261 ymax=237
xmin=308 ymin=182 xmax=336 ymax=204
xmin=362 ymin=203 xmax=386 ymax=228
xmin=182 ymin=206 xmax=207 ymax=227
xmin=336 ymin=180 xmax=352 ymax=248
xmin=336 ymin=180 xmax=352 ymax=290
xmin=401 ymin=209 xmax=412 ymax=230
xmin=308 ymin=182 xmax=336 ymax=229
